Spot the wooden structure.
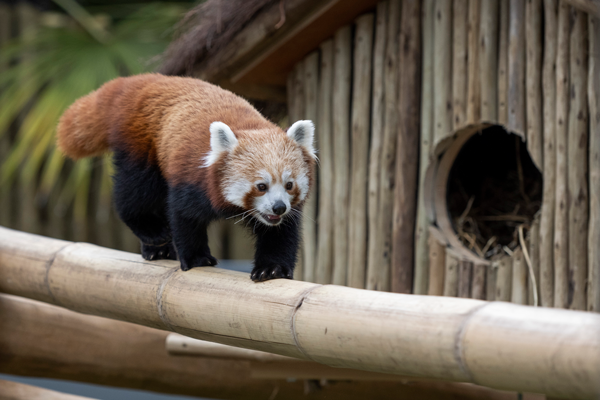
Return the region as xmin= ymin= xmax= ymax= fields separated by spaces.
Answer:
xmin=1 ymin=227 xmax=599 ymax=399
xmin=161 ymin=0 xmax=600 ymax=311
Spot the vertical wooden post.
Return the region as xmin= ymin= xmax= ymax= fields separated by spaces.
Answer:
xmin=554 ymin=1 xmax=571 ymax=308
xmin=458 ymin=260 xmax=473 ymax=298
xmin=433 ymin=0 xmax=453 ymax=147
xmin=588 ymin=15 xmax=600 ymax=313
xmin=567 ymin=9 xmax=588 ymax=311
xmin=315 ymin=40 xmax=334 ymax=285
xmin=471 ymin=263 xmax=487 ymax=300
xmin=392 ymin=0 xmax=421 ymax=294
xmin=332 ymin=26 xmax=352 ymax=286
xmin=0 ymin=3 xmax=12 ymax=228
xmin=466 ymin=0 xmax=481 ymax=124
xmin=480 ymin=0 xmax=499 ymax=122
xmin=427 ymin=226 xmax=446 ymax=296
xmin=366 ymin=2 xmax=388 ymax=290
xmin=486 ymin=262 xmax=498 ymax=301
xmin=540 ymin=0 xmax=557 ymax=308
xmin=443 ymin=248 xmax=460 ymax=297
xmin=508 ymin=0 xmax=526 ymax=138
xmin=495 ymin=253 xmax=513 ymax=302
xmin=526 ymin=0 xmax=544 ymax=170
xmin=498 ymin=0 xmax=510 ymax=125
xmin=528 ymin=213 xmax=541 ymax=305
xmin=348 ymin=14 xmax=374 ymax=289
xmin=511 ymin=247 xmax=528 ymax=305
xmin=452 ymin=0 xmax=468 ymax=129
xmin=302 ymin=51 xmax=319 ymax=283
xmin=414 ymin=0 xmax=435 ymax=295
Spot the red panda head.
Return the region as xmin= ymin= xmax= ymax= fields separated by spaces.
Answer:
xmin=204 ymin=120 xmax=316 ymax=226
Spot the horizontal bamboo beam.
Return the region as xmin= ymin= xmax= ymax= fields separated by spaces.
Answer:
xmin=0 ymin=379 xmax=94 ymax=400
xmin=0 ymin=227 xmax=599 ymax=398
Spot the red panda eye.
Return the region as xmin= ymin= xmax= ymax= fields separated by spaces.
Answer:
xmin=286 ymin=182 xmax=293 ymax=190
xmin=257 ymin=183 xmax=268 ymax=192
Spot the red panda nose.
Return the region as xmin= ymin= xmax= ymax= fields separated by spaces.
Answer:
xmin=272 ymin=201 xmax=287 ymax=216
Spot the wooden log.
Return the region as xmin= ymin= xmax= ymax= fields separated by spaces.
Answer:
xmin=471 ymin=263 xmax=487 ymax=300
xmin=0 ymin=379 xmax=93 ymax=400
xmin=302 ymin=51 xmax=319 ymax=283
xmin=487 ymin=259 xmax=498 ymax=301
xmin=458 ymin=259 xmax=473 ymax=298
xmin=528 ymin=214 xmax=542 ymax=306
xmin=554 ymin=1 xmax=571 ymax=308
xmin=427 ymin=226 xmax=446 ymax=296
xmin=443 ymin=248 xmax=460 ymax=297
xmin=1 ymin=229 xmax=600 ymax=398
xmin=497 ymin=0 xmax=510 ymax=124
xmin=413 ymin=0 xmax=434 ymax=295
xmin=540 ymin=0 xmax=558 ymax=308
xmin=567 ymin=9 xmax=588 ymax=311
xmin=495 ymin=253 xmax=513 ymax=302
xmin=371 ymin=0 xmax=401 ymax=292
xmin=466 ymin=0 xmax=482 ymax=124
xmin=348 ymin=14 xmax=374 ymax=289
xmin=526 ymin=0 xmax=544 ymax=169
xmin=366 ymin=2 xmax=388 ymax=290
xmin=564 ymin=0 xmax=600 ymax=15
xmin=511 ymin=247 xmax=528 ymax=305
xmin=332 ymin=26 xmax=352 ymax=287
xmin=480 ymin=0 xmax=499 ymax=122
xmin=453 ymin=0 xmax=468 ymax=129
xmin=315 ymin=40 xmax=334 ymax=285
xmin=392 ymin=0 xmax=421 ymax=294
xmin=589 ymin=15 xmax=600 ymax=313
xmin=508 ymin=0 xmax=526 ymax=138
xmin=433 ymin=0 xmax=453 ymax=146
xmin=292 ymin=62 xmax=306 ymax=280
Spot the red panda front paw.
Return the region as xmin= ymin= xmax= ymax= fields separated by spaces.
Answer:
xmin=180 ymin=254 xmax=218 ymax=271
xmin=250 ymin=262 xmax=293 ymax=282
xmin=142 ymin=242 xmax=177 ymax=261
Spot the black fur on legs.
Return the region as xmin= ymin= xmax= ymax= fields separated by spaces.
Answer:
xmin=249 ymin=214 xmax=300 ymax=282
xmin=112 ymin=151 xmax=175 ymax=260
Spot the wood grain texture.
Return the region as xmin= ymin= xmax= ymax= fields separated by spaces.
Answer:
xmin=0 ymin=379 xmax=94 ymax=400
xmin=458 ymin=259 xmax=473 ymax=298
xmin=508 ymin=0 xmax=526 ymax=137
xmin=443 ymin=248 xmax=460 ymax=297
xmin=452 ymin=0 xmax=468 ymax=129
xmin=540 ymin=0 xmax=557 ymax=308
xmin=433 ymin=0 xmax=453 ymax=146
xmin=427 ymin=226 xmax=446 ymax=296
xmin=480 ymin=0 xmax=499 ymax=121
xmin=391 ymin=0 xmax=421 ymax=293
xmin=495 ymin=254 xmax=513 ymax=302
xmin=348 ymin=14 xmax=374 ymax=289
xmin=466 ymin=0 xmax=481 ymax=124
xmin=528 ymin=213 xmax=541 ymax=306
xmin=511 ymin=247 xmax=528 ymax=305
xmin=526 ymin=0 xmax=544 ymax=169
xmin=471 ymin=263 xmax=487 ymax=300
xmin=498 ymin=0 xmax=510 ymax=124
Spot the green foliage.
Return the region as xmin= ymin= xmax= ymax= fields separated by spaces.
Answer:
xmin=0 ymin=1 xmax=184 ymax=223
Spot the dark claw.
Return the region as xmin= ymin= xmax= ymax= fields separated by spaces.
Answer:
xmin=179 ymin=253 xmax=218 ymax=271
xmin=142 ymin=242 xmax=177 ymax=261
xmin=250 ymin=262 xmax=294 ymax=282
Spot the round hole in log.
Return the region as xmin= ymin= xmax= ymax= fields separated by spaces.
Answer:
xmin=446 ymin=125 xmax=542 ymax=260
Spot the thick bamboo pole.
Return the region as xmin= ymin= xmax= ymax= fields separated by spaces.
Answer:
xmin=366 ymin=2 xmax=388 ymax=290
xmin=526 ymin=0 xmax=544 ymax=170
xmin=508 ymin=0 xmax=526 ymax=138
xmin=392 ymin=0 xmax=421 ymax=294
xmin=2 ymin=228 xmax=599 ymax=397
xmin=0 ymin=379 xmax=93 ymax=400
xmin=480 ymin=0 xmax=499 ymax=122
xmin=331 ymin=26 xmax=352 ymax=286
xmin=497 ymin=0 xmax=510 ymax=125
xmin=453 ymin=0 xmax=468 ymax=129
xmin=427 ymin=226 xmax=446 ymax=296
xmin=589 ymin=15 xmax=600 ymax=312
xmin=348 ymin=14 xmax=374 ymax=289
xmin=0 ymin=228 xmax=599 ymax=398
xmin=372 ymin=0 xmax=401 ymax=292
xmin=567 ymin=9 xmax=588 ymax=311
xmin=315 ymin=40 xmax=334 ymax=285
xmin=433 ymin=0 xmax=453 ymax=147
xmin=540 ymin=0 xmax=557 ymax=308
xmin=554 ymin=1 xmax=571 ymax=308
xmin=301 ymin=51 xmax=319 ymax=283
xmin=466 ymin=0 xmax=481 ymax=124
xmin=511 ymin=247 xmax=528 ymax=305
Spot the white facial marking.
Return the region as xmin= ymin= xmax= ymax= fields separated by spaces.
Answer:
xmin=223 ymin=177 xmax=252 ymax=207
xmin=203 ymin=121 xmax=238 ymax=167
xmin=296 ymin=171 xmax=309 ymax=201
xmin=287 ymin=120 xmax=316 ymax=158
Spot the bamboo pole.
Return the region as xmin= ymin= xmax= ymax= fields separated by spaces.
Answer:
xmin=564 ymin=0 xmax=600 ymax=15
xmin=443 ymin=247 xmax=460 ymax=297
xmin=348 ymin=14 xmax=374 ymax=289
xmin=471 ymin=263 xmax=487 ymax=300
xmin=540 ymin=0 xmax=557 ymax=308
xmin=366 ymin=2 xmax=388 ymax=290
xmin=315 ymin=41 xmax=334 ymax=285
xmin=392 ymin=0 xmax=421 ymax=294
xmin=466 ymin=0 xmax=481 ymax=124
xmin=332 ymin=26 xmax=352 ymax=287
xmin=302 ymin=52 xmax=319 ymax=283
xmin=554 ymin=1 xmax=571 ymax=308
xmin=495 ymin=253 xmax=513 ymax=302
xmin=567 ymin=9 xmax=588 ymax=311
xmin=433 ymin=0 xmax=453 ymax=147
xmin=427 ymin=226 xmax=446 ymax=296
xmin=453 ymin=0 xmax=468 ymax=129
xmin=526 ymin=0 xmax=544 ymax=169
xmin=458 ymin=260 xmax=473 ymax=298
xmin=292 ymin=62 xmax=306 ymax=280
xmin=511 ymin=247 xmax=528 ymax=305
xmin=508 ymin=0 xmax=526 ymax=138
xmin=480 ymin=0 xmax=499 ymax=122
xmin=528 ymin=214 xmax=541 ymax=306
xmin=498 ymin=0 xmax=510 ymax=124
xmin=2 ymin=228 xmax=599 ymax=397
xmin=372 ymin=0 xmax=401 ymax=293
xmin=0 ymin=379 xmax=94 ymax=400
xmin=589 ymin=15 xmax=600 ymax=313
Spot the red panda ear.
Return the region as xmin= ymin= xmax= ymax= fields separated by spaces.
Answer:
xmin=287 ymin=120 xmax=315 ymax=158
xmin=204 ymin=122 xmax=238 ymax=167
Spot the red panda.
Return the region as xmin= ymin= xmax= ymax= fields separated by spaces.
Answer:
xmin=56 ymin=73 xmax=316 ymax=282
